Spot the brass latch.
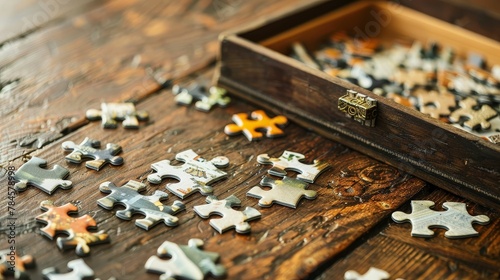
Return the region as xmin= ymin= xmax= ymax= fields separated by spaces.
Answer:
xmin=338 ymin=90 xmax=378 ymax=127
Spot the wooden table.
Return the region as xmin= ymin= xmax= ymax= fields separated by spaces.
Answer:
xmin=0 ymin=1 xmax=498 ymax=279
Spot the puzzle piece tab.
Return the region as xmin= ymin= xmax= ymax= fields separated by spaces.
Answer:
xmin=147 ymin=149 xmax=229 ymax=199
xmin=145 ymin=238 xmax=226 ymax=280
xmin=392 ymin=200 xmax=490 ymax=238
xmin=173 ymin=83 xmax=230 ymax=112
xmin=449 ymin=97 xmax=498 ymax=130
xmin=224 ymin=110 xmax=288 ymax=141
xmin=247 ymin=176 xmax=317 ymax=208
xmin=344 ymin=267 xmax=390 ymax=280
xmin=0 ymin=249 xmax=35 ymax=280
xmin=193 ymin=195 xmax=261 ymax=234
xmin=36 ymin=200 xmax=110 ymax=257
xmin=42 ymin=259 xmax=94 ymax=280
xmin=97 ymin=180 xmax=185 ymax=230
xmin=86 ymin=102 xmax=149 ymax=129
xmin=62 ymin=137 xmax=123 ymax=171
xmin=416 ymin=89 xmax=456 ymax=119
xmin=257 ymin=150 xmax=329 ymax=183
xmin=13 ymin=157 xmax=72 ymax=195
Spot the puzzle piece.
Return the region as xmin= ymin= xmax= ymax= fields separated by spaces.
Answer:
xmin=97 ymin=180 xmax=185 ymax=230
xmin=0 ymin=249 xmax=35 ymax=280
xmin=415 ymin=89 xmax=456 ymax=119
xmin=145 ymin=238 xmax=226 ymax=280
xmin=224 ymin=110 xmax=288 ymax=141
xmin=42 ymin=259 xmax=94 ymax=280
xmin=147 ymin=149 xmax=229 ymax=199
xmin=173 ymin=83 xmax=230 ymax=112
xmin=392 ymin=200 xmax=490 ymax=238
xmin=392 ymin=69 xmax=432 ymax=89
xmin=13 ymin=157 xmax=72 ymax=195
xmin=449 ymin=97 xmax=498 ymax=130
xmin=257 ymin=150 xmax=330 ymax=183
xmin=193 ymin=195 xmax=261 ymax=234
xmin=36 ymin=200 xmax=110 ymax=257
xmin=86 ymin=102 xmax=149 ymax=129
xmin=62 ymin=137 xmax=123 ymax=171
xmin=344 ymin=267 xmax=390 ymax=280
xmin=247 ymin=176 xmax=317 ymax=208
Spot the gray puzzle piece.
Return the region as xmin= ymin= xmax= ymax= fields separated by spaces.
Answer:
xmin=257 ymin=150 xmax=330 ymax=183
xmin=42 ymin=259 xmax=94 ymax=280
xmin=86 ymin=102 xmax=149 ymax=129
xmin=247 ymin=176 xmax=317 ymax=208
xmin=344 ymin=267 xmax=391 ymax=280
xmin=147 ymin=149 xmax=229 ymax=199
xmin=392 ymin=200 xmax=490 ymax=238
xmin=193 ymin=195 xmax=261 ymax=234
xmin=173 ymin=83 xmax=230 ymax=112
xmin=62 ymin=137 xmax=123 ymax=171
xmin=145 ymin=238 xmax=226 ymax=280
xmin=13 ymin=157 xmax=72 ymax=195
xmin=97 ymin=180 xmax=185 ymax=230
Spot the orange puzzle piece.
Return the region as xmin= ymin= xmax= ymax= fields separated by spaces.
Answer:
xmin=0 ymin=250 xmax=35 ymax=279
xmin=224 ymin=110 xmax=288 ymax=141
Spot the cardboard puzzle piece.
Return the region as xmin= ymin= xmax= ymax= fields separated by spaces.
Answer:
xmin=13 ymin=157 xmax=72 ymax=195
xmin=36 ymin=200 xmax=110 ymax=257
xmin=224 ymin=110 xmax=288 ymax=141
xmin=173 ymin=83 xmax=230 ymax=112
xmin=449 ymin=97 xmax=498 ymax=130
xmin=247 ymin=176 xmax=317 ymax=208
xmin=344 ymin=267 xmax=391 ymax=280
xmin=147 ymin=149 xmax=229 ymax=199
xmin=42 ymin=259 xmax=94 ymax=280
xmin=0 ymin=249 xmax=35 ymax=280
xmin=145 ymin=238 xmax=226 ymax=280
xmin=86 ymin=102 xmax=149 ymax=129
xmin=257 ymin=150 xmax=330 ymax=183
xmin=392 ymin=200 xmax=490 ymax=238
xmin=193 ymin=195 xmax=261 ymax=234
xmin=62 ymin=137 xmax=123 ymax=171
xmin=97 ymin=180 xmax=185 ymax=230
xmin=416 ymin=89 xmax=456 ymax=119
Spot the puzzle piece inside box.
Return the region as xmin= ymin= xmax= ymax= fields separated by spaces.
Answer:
xmin=97 ymin=180 xmax=185 ymax=230
xmin=42 ymin=259 xmax=94 ymax=280
xmin=416 ymin=88 xmax=456 ymax=119
xmin=391 ymin=200 xmax=490 ymax=238
xmin=247 ymin=176 xmax=317 ymax=208
xmin=147 ymin=149 xmax=229 ymax=199
xmin=449 ymin=97 xmax=498 ymax=130
xmin=36 ymin=200 xmax=110 ymax=257
xmin=86 ymin=102 xmax=149 ymax=129
xmin=13 ymin=157 xmax=72 ymax=195
xmin=0 ymin=249 xmax=35 ymax=280
xmin=145 ymin=238 xmax=226 ymax=280
xmin=172 ymin=82 xmax=230 ymax=112
xmin=193 ymin=195 xmax=261 ymax=234
xmin=344 ymin=267 xmax=391 ymax=280
xmin=62 ymin=137 xmax=123 ymax=171
xmin=257 ymin=150 xmax=329 ymax=183
xmin=224 ymin=110 xmax=288 ymax=141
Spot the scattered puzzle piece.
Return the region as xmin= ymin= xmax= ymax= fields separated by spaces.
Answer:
xmin=36 ymin=200 xmax=110 ymax=257
xmin=344 ymin=267 xmax=390 ymax=280
xmin=0 ymin=249 xmax=35 ymax=280
xmin=173 ymin=83 xmax=230 ymax=112
xmin=147 ymin=149 xmax=229 ymax=199
xmin=247 ymin=176 xmax=317 ymax=208
xmin=392 ymin=200 xmax=490 ymax=238
xmin=62 ymin=137 xmax=123 ymax=171
xmin=42 ymin=259 xmax=94 ymax=280
xmin=145 ymin=238 xmax=226 ymax=280
xmin=257 ymin=150 xmax=329 ymax=183
xmin=415 ymin=89 xmax=456 ymax=119
xmin=193 ymin=195 xmax=261 ymax=234
xmin=86 ymin=102 xmax=149 ymax=129
xmin=97 ymin=180 xmax=185 ymax=230
xmin=13 ymin=157 xmax=72 ymax=195
xmin=449 ymin=97 xmax=498 ymax=130
xmin=224 ymin=110 xmax=288 ymax=141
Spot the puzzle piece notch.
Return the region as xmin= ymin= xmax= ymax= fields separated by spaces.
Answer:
xmin=257 ymin=150 xmax=330 ymax=183
xmin=97 ymin=180 xmax=186 ymax=230
xmin=42 ymin=259 xmax=94 ymax=280
xmin=415 ymin=88 xmax=456 ymax=119
xmin=0 ymin=250 xmax=35 ymax=280
xmin=147 ymin=149 xmax=229 ymax=199
xmin=13 ymin=157 xmax=72 ymax=195
xmin=86 ymin=102 xmax=149 ymax=129
xmin=193 ymin=195 xmax=261 ymax=234
xmin=173 ymin=83 xmax=230 ymax=112
xmin=62 ymin=137 xmax=123 ymax=171
xmin=36 ymin=200 xmax=110 ymax=257
xmin=344 ymin=267 xmax=391 ymax=280
xmin=391 ymin=200 xmax=490 ymax=238
xmin=449 ymin=97 xmax=498 ymax=130
xmin=247 ymin=176 xmax=317 ymax=208
xmin=224 ymin=110 xmax=288 ymax=141
xmin=145 ymin=238 xmax=226 ymax=280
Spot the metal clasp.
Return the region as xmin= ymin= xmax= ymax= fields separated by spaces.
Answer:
xmin=338 ymin=90 xmax=378 ymax=127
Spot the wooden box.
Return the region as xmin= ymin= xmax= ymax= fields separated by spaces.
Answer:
xmin=216 ymin=0 xmax=500 ymax=210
